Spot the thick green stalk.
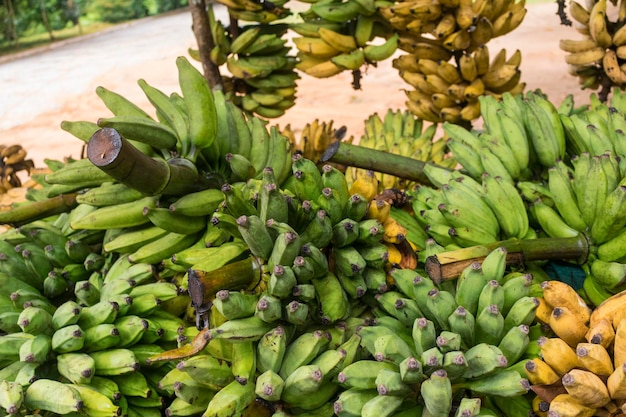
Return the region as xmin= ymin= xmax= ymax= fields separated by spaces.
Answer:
xmin=425 ymin=234 xmax=590 ymax=283
xmin=86 ymin=127 xmax=210 ymax=195
xmin=320 ymin=141 xmax=440 ymax=186
xmin=0 ymin=193 xmax=78 ymax=226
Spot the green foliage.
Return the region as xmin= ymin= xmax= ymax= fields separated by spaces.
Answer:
xmin=85 ymin=0 xmax=148 ymax=23
xmin=143 ymin=0 xmax=187 ymax=14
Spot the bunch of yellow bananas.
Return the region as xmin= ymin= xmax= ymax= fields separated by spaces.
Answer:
xmin=281 ymin=118 xmax=354 ymax=165
xmin=397 ymin=45 xmax=525 ymax=125
xmin=0 ymin=145 xmax=35 ymax=193
xmin=530 ymin=280 xmax=626 ymax=417
xmin=560 ymin=0 xmax=626 ymax=91
xmin=377 ymin=0 xmax=527 ymax=124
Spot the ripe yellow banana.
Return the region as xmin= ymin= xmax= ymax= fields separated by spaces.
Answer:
xmin=541 ymin=280 xmax=591 ymax=325
xmin=603 ymin=49 xmax=626 ymax=85
xmin=549 ymin=306 xmax=589 ymax=347
xmin=589 ymin=0 xmax=612 ymax=48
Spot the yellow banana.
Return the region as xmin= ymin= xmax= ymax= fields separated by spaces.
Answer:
xmin=541 ymin=280 xmax=591 ymax=325
xmin=561 ymin=368 xmax=611 ymax=408
xmin=549 ymin=306 xmax=589 ymax=347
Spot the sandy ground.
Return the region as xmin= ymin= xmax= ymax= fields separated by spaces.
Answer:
xmin=0 ymin=2 xmax=593 ymax=169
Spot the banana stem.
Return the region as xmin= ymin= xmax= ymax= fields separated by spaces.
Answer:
xmin=0 ymin=193 xmax=78 ymax=227
xmin=188 ymin=1 xmax=224 ymax=89
xmin=320 ymin=141 xmax=442 ymax=186
xmin=87 ymin=127 xmax=210 ymax=196
xmin=188 ymin=255 xmax=264 ymax=328
xmin=425 ymin=234 xmax=590 ymax=283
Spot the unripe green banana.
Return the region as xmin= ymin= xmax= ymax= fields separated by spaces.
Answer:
xmin=19 ymin=333 xmax=52 ymax=364
xmin=206 ymin=316 xmax=273 ymax=342
xmin=89 ymin=348 xmax=140 ymax=376
xmin=256 ymin=326 xmax=288 ymax=374
xmin=312 ymin=272 xmax=350 ymax=324
xmin=497 ymin=324 xmax=530 ymax=364
xmin=503 ymin=296 xmax=539 ymax=332
xmin=458 ymin=369 xmax=529 ymax=397
xmin=255 ymin=293 xmax=283 ymax=323
xmin=0 ymin=380 xmax=23 ymax=415
xmin=337 ymin=360 xmax=398 ymax=390
xmin=270 ymin=231 xmax=303 ymax=269
xmin=268 ymin=264 xmax=298 ymax=299
xmin=24 ymin=378 xmax=83 ymax=415
xmin=375 ymin=291 xmax=423 ymax=327
xmin=424 ymin=288 xmax=457 ymax=331
xmin=18 ymin=306 xmax=53 ymax=336
xmin=475 ymin=304 xmax=505 ymax=346
xmin=81 ymin=323 xmax=122 ymax=352
xmin=463 ymin=343 xmax=508 ymax=379
xmin=57 ymin=352 xmax=96 ymax=384
xmin=203 ymin=378 xmax=257 ymax=417
xmin=420 ymin=369 xmax=452 ymax=417
xmin=237 ymin=214 xmax=274 ymax=260
xmin=168 ymin=188 xmax=224 ymax=217
xmin=411 ymin=317 xmax=437 ymax=358
xmin=284 ymin=300 xmax=310 ymax=326
xmin=455 ymin=262 xmax=488 ymax=317
xmin=279 ymin=329 xmax=331 ymax=379
xmin=68 ymin=383 xmax=122 ymax=417
xmin=332 ymin=218 xmax=360 ymax=248
xmin=501 ymin=273 xmax=533 ymax=315
xmin=333 ymin=388 xmax=379 ymax=417
xmin=70 ymin=196 xmax=158 ymax=230
xmin=177 ymin=353 xmax=234 ymax=387
xmin=281 ymin=364 xmax=325 ymax=403
xmin=299 ymin=243 xmax=329 ymax=279
xmin=255 ymin=370 xmax=285 ymax=402
xmin=300 ymin=209 xmax=334 ymax=248
xmin=76 ymin=183 xmax=146 ymax=209
xmin=213 ymin=290 xmax=258 ymax=320
xmin=51 ymin=324 xmax=85 ymax=353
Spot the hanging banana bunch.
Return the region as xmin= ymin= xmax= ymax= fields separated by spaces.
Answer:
xmin=560 ymin=0 xmax=626 ymax=97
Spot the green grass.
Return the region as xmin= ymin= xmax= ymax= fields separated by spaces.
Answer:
xmin=0 ymin=21 xmax=116 ymax=58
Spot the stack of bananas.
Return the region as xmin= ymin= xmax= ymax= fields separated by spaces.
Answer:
xmin=344 ymin=108 xmax=455 ymax=193
xmin=528 ymin=280 xmax=626 ymax=417
xmin=291 ymin=3 xmax=401 ymax=79
xmin=189 ymin=6 xmax=300 ymax=119
xmin=342 ymin=247 xmax=543 ymax=416
xmin=214 ymin=0 xmax=290 ymax=25
xmin=383 ymin=0 xmax=527 ymax=124
xmin=397 ymin=45 xmax=525 ymax=125
xmin=225 ymin=23 xmax=301 ymax=119
xmin=560 ymin=0 xmax=626 ymax=91
xmin=280 ymin=118 xmax=354 ymax=165
xmin=0 ymin=204 xmax=198 ymax=417
xmin=0 ymin=145 xmax=34 ymax=193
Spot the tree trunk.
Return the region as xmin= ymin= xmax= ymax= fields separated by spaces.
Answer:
xmin=3 ymin=0 xmax=19 ymax=46
xmin=187 ymin=0 xmax=223 ymax=89
xmin=40 ymin=0 xmax=55 ymax=41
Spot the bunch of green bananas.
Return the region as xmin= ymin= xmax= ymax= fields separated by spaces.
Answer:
xmin=344 ymin=108 xmax=456 ymax=193
xmin=188 ymin=6 xmax=300 ymax=120
xmin=560 ymin=0 xmax=626 ymax=92
xmin=0 ymin=206 xmax=200 ymax=417
xmin=290 ymin=3 xmax=400 ymax=79
xmin=345 ymin=247 xmax=546 ymax=417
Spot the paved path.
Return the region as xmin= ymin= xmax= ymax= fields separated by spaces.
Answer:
xmin=0 ymin=8 xmax=229 ymax=131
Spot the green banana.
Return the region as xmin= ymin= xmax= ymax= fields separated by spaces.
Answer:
xmin=24 ymin=379 xmax=83 ymax=415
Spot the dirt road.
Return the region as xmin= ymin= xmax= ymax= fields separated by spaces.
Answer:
xmin=0 ymin=3 xmax=591 ymax=168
